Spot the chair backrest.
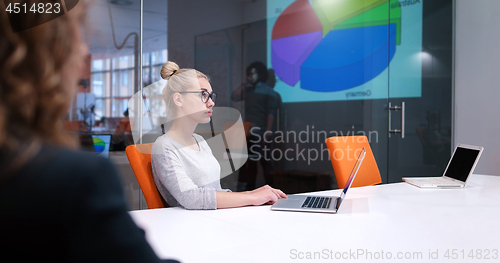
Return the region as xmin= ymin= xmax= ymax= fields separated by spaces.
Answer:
xmin=125 ymin=143 xmax=166 ymax=209
xmin=325 ymin=136 xmax=382 ymax=189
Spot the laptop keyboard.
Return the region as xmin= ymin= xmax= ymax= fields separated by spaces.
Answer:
xmin=301 ymin=196 xmax=332 ymax=209
xmin=413 ymin=177 xmax=462 ymax=186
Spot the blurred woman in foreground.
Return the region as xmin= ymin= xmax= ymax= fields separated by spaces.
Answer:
xmin=0 ymin=1 xmax=177 ymax=262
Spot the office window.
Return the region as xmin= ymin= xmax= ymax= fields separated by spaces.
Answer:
xmin=90 ymin=50 xmax=167 ymax=119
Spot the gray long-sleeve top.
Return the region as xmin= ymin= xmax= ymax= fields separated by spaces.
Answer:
xmin=151 ymin=133 xmax=230 ymax=210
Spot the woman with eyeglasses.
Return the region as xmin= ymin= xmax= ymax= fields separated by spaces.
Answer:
xmin=151 ymin=61 xmax=287 ymax=210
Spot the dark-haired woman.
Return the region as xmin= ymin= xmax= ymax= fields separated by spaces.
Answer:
xmin=0 ymin=1 xmax=177 ymax=262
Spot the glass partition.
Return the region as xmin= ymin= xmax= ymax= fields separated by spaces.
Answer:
xmin=69 ymin=0 xmax=168 ymax=209
xmin=76 ymin=0 xmax=453 ymax=209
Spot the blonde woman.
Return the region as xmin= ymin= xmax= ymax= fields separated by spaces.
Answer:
xmin=151 ymin=62 xmax=287 ymax=210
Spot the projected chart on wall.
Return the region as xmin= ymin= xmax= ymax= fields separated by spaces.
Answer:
xmin=267 ymin=0 xmax=423 ymax=103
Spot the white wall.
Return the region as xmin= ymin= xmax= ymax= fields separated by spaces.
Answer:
xmin=455 ymin=0 xmax=500 ymax=175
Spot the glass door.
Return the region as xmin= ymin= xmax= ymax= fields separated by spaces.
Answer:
xmin=182 ymin=0 xmax=454 ymax=190
xmin=260 ymin=0 xmax=393 ymax=189
xmin=194 ymin=0 xmax=394 ymax=191
xmin=387 ymin=0 xmax=453 ymax=182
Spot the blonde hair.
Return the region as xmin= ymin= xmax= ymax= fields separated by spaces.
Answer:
xmin=160 ymin=61 xmax=210 ymax=114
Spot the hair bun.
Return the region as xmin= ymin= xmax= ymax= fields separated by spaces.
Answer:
xmin=160 ymin=61 xmax=181 ymax=79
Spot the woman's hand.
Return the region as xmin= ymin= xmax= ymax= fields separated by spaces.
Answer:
xmin=246 ymin=185 xmax=287 ymax=206
xmin=216 ymin=185 xmax=287 ymax=209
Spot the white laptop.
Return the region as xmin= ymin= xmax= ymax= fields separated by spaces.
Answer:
xmin=402 ymin=144 xmax=483 ymax=188
xmin=271 ymin=148 xmax=366 ymax=213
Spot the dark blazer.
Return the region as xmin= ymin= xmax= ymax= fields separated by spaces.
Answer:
xmin=0 ymin=145 xmax=178 ymax=263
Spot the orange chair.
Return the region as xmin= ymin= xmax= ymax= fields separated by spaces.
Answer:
xmin=125 ymin=143 xmax=166 ymax=209
xmin=325 ymin=136 xmax=382 ymax=189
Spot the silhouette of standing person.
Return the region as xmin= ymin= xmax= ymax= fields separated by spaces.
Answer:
xmin=232 ymin=61 xmax=280 ymax=191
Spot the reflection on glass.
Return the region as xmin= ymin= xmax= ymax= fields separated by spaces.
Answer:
xmin=73 ymin=0 xmax=452 ymax=209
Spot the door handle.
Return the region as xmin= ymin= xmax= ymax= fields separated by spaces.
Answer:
xmin=388 ymin=102 xmax=405 ymax=138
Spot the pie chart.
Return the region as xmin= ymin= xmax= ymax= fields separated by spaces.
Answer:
xmin=93 ymin=136 xmax=106 ymax=153
xmin=271 ymin=0 xmax=402 ymax=92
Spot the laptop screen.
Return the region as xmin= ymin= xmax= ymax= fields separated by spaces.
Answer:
xmin=91 ymin=135 xmax=111 ymax=158
xmin=79 ymin=134 xmax=111 ymax=158
xmin=337 ymin=148 xmax=366 ymax=208
xmin=444 ymin=146 xmax=482 ymax=182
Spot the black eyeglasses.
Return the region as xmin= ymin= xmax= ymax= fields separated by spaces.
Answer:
xmin=178 ymin=90 xmax=217 ymax=104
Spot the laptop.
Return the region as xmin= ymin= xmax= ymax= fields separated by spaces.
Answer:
xmin=79 ymin=134 xmax=112 ymax=158
xmin=271 ymin=148 xmax=366 ymax=213
xmin=402 ymin=144 xmax=483 ymax=188
xmin=91 ymin=135 xmax=112 ymax=158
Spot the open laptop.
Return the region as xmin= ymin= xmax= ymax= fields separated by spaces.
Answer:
xmin=91 ymin=134 xmax=112 ymax=158
xmin=271 ymin=148 xmax=366 ymax=213
xmin=402 ymin=144 xmax=483 ymax=188
xmin=79 ymin=134 xmax=112 ymax=158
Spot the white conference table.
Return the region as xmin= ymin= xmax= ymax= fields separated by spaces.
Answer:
xmin=130 ymin=174 xmax=500 ymax=263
